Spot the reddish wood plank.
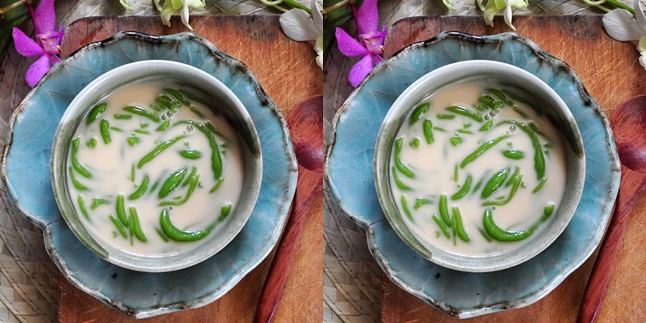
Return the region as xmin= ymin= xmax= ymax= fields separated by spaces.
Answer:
xmin=580 ymin=96 xmax=646 ymax=322
xmin=256 ymin=96 xmax=324 ymax=322
xmin=381 ymin=15 xmax=646 ymax=323
xmin=57 ymin=15 xmax=323 ymax=323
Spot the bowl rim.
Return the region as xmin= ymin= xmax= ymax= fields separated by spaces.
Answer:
xmin=373 ymin=59 xmax=586 ymax=272
xmin=49 ymin=59 xmax=263 ymax=272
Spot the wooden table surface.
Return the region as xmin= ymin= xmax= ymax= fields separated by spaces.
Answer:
xmin=57 ymin=15 xmax=323 ymax=322
xmin=380 ymin=15 xmax=646 ymax=322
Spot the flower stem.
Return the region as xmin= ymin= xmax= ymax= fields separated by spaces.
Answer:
xmin=585 ymin=0 xmax=636 ymax=14
xmin=259 ymin=0 xmax=312 ymax=14
xmin=282 ymin=0 xmax=312 ymax=14
xmin=595 ymin=5 xmax=612 ymax=13
xmin=0 ymin=0 xmax=27 ymax=17
xmin=323 ymin=0 xmax=350 ymax=15
xmin=263 ymin=2 xmax=288 ymax=13
xmin=606 ymin=0 xmax=636 ymax=14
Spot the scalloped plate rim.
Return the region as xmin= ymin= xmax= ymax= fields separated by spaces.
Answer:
xmin=1 ymin=31 xmax=298 ymax=318
xmin=324 ymin=31 xmax=620 ymax=318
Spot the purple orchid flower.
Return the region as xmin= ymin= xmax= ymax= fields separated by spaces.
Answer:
xmin=12 ymin=0 xmax=65 ymax=87
xmin=335 ymin=0 xmax=387 ymax=87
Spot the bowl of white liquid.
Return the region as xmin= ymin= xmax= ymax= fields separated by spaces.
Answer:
xmin=51 ymin=60 xmax=263 ymax=272
xmin=374 ymin=60 xmax=585 ymax=272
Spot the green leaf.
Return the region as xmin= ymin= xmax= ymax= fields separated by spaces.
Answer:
xmin=0 ymin=0 xmax=40 ymax=62
xmin=323 ymin=0 xmax=363 ymax=51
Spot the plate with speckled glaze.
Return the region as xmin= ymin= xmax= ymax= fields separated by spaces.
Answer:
xmin=325 ymin=31 xmax=620 ymax=318
xmin=2 ymin=32 xmax=297 ymax=318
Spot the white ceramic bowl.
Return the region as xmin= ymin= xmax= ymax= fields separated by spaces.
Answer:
xmin=50 ymin=60 xmax=263 ymax=272
xmin=373 ymin=60 xmax=586 ymax=272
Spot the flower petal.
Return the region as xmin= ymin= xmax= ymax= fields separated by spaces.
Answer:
xmin=378 ymin=25 xmax=388 ymax=46
xmin=312 ymin=0 xmax=323 ymax=33
xmin=476 ymin=0 xmax=486 ymax=11
xmin=356 ymin=0 xmax=378 ymax=35
xmin=371 ymin=53 xmax=383 ymax=65
xmin=443 ymin=0 xmax=455 ymax=11
xmin=25 ymin=55 xmax=51 ymax=87
xmin=635 ymin=0 xmax=646 ymax=34
xmin=640 ymin=52 xmax=646 ymax=70
xmin=504 ymin=0 xmax=517 ymax=31
xmin=280 ymin=9 xmax=319 ymax=41
xmin=160 ymin=1 xmax=176 ymax=27
xmin=33 ymin=0 xmax=56 ymax=35
xmin=39 ymin=26 xmax=65 ymax=56
xmin=335 ymin=28 xmax=368 ymax=57
xmin=120 ymin=0 xmax=132 ymax=11
xmin=171 ymin=0 xmax=183 ymax=9
xmin=48 ymin=54 xmax=60 ymax=65
xmin=12 ymin=28 xmax=45 ymax=57
xmin=348 ymin=55 xmax=373 ymax=88
xmin=315 ymin=35 xmax=323 ymax=69
xmin=55 ymin=25 xmax=65 ymax=46
xmin=483 ymin=5 xmax=498 ymax=27
xmin=639 ymin=34 xmax=646 ymax=52
xmin=603 ymin=9 xmax=643 ymax=41
xmin=181 ymin=0 xmax=194 ymax=31
xmin=509 ymin=0 xmax=529 ymax=8
xmin=186 ymin=0 xmax=206 ymax=8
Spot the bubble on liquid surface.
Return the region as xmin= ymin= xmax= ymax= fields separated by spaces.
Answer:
xmin=509 ymin=125 xmax=517 ymax=133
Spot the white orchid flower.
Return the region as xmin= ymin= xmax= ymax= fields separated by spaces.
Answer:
xmin=120 ymin=0 xmax=132 ymax=11
xmin=603 ymin=0 xmax=646 ymax=69
xmin=442 ymin=0 xmax=530 ymax=30
xmin=444 ymin=0 xmax=456 ymax=11
xmin=315 ymin=35 xmax=323 ymax=68
xmin=483 ymin=0 xmax=529 ymax=31
xmin=279 ymin=0 xmax=323 ymax=68
xmin=154 ymin=0 xmax=205 ymax=31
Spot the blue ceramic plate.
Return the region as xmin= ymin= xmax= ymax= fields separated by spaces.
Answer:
xmin=325 ymin=32 xmax=621 ymax=318
xmin=2 ymin=32 xmax=297 ymax=318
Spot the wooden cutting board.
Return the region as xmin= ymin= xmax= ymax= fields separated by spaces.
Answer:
xmin=57 ymin=15 xmax=323 ymax=322
xmin=381 ymin=15 xmax=646 ymax=322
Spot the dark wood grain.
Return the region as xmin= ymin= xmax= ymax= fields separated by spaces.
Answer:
xmin=579 ymin=166 xmax=646 ymax=323
xmin=255 ymin=167 xmax=323 ymax=322
xmin=381 ymin=15 xmax=646 ymax=323
xmin=256 ymin=95 xmax=324 ymax=322
xmin=58 ymin=15 xmax=323 ymax=323
xmin=287 ymin=96 xmax=324 ymax=174
xmin=579 ymin=96 xmax=646 ymax=322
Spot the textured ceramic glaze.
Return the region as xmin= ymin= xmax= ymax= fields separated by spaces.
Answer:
xmin=325 ymin=32 xmax=620 ymax=317
xmin=2 ymin=32 xmax=297 ymax=318
xmin=50 ymin=60 xmax=263 ymax=272
xmin=373 ymin=60 xmax=586 ymax=272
